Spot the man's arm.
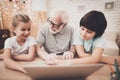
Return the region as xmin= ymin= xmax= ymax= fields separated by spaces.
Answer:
xmin=36 ymin=44 xmax=49 ymax=60
xmin=62 ymin=45 xmax=75 ymax=60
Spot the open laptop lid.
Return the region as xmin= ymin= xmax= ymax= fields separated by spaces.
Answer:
xmin=23 ymin=60 xmax=103 ymax=80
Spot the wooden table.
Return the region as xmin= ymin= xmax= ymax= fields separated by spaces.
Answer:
xmin=0 ymin=58 xmax=117 ymax=80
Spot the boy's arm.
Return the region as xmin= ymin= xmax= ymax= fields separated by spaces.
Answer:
xmin=75 ymin=45 xmax=91 ymax=58
xmin=4 ymin=49 xmax=26 ymax=73
xmin=70 ymin=47 xmax=103 ymax=64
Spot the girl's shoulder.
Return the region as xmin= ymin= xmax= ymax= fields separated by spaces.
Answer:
xmin=27 ymin=36 xmax=35 ymax=39
xmin=5 ymin=36 xmax=16 ymax=42
xmin=27 ymin=36 xmax=36 ymax=41
xmin=26 ymin=36 xmax=37 ymax=46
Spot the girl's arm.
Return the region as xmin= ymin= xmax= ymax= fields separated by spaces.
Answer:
xmin=12 ymin=45 xmax=36 ymax=61
xmin=4 ymin=49 xmax=27 ymax=73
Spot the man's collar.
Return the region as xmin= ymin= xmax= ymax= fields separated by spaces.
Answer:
xmin=58 ymin=24 xmax=67 ymax=34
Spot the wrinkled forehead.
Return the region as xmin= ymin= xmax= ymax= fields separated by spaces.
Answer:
xmin=49 ymin=14 xmax=62 ymax=24
xmin=49 ymin=10 xmax=65 ymax=22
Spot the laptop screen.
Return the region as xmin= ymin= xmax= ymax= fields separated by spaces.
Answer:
xmin=23 ymin=60 xmax=103 ymax=80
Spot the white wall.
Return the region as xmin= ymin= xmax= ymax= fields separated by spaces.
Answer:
xmin=47 ymin=0 xmax=120 ymax=32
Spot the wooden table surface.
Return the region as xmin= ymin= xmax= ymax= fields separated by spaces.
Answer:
xmin=0 ymin=58 xmax=118 ymax=80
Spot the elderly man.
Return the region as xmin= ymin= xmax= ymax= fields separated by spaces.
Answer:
xmin=36 ymin=9 xmax=75 ymax=62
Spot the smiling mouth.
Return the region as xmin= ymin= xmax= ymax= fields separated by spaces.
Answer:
xmin=23 ymin=35 xmax=29 ymax=38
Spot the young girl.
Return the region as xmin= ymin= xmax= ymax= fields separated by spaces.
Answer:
xmin=46 ymin=10 xmax=108 ymax=65
xmin=3 ymin=14 xmax=37 ymax=73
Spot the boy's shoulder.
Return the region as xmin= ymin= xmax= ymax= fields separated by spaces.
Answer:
xmin=94 ymin=36 xmax=106 ymax=43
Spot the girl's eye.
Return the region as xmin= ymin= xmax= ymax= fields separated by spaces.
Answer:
xmin=21 ymin=29 xmax=26 ymax=31
xmin=28 ymin=28 xmax=31 ymax=31
xmin=21 ymin=28 xmax=31 ymax=31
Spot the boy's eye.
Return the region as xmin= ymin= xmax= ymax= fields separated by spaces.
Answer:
xmin=81 ymin=28 xmax=84 ymax=30
xmin=87 ymin=31 xmax=92 ymax=34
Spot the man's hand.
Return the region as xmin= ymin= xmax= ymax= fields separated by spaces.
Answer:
xmin=63 ymin=51 xmax=74 ymax=60
xmin=44 ymin=53 xmax=58 ymax=62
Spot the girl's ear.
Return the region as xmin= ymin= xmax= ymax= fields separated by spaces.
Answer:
xmin=11 ymin=27 xmax=15 ymax=32
xmin=11 ymin=27 xmax=16 ymax=35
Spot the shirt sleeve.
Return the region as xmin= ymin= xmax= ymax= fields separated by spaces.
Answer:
xmin=4 ymin=38 xmax=13 ymax=49
xmin=28 ymin=37 xmax=37 ymax=47
xmin=36 ymin=25 xmax=46 ymax=46
xmin=73 ymin=29 xmax=83 ymax=45
xmin=93 ymin=37 xmax=106 ymax=49
xmin=69 ymin=27 xmax=74 ymax=46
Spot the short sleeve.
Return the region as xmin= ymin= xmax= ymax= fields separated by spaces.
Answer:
xmin=69 ymin=26 xmax=74 ymax=46
xmin=36 ymin=25 xmax=46 ymax=46
xmin=93 ymin=37 xmax=106 ymax=49
xmin=28 ymin=37 xmax=37 ymax=47
xmin=73 ymin=29 xmax=83 ymax=45
xmin=4 ymin=38 xmax=13 ymax=49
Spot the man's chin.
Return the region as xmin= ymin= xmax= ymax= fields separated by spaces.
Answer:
xmin=49 ymin=30 xmax=58 ymax=34
xmin=50 ymin=31 xmax=58 ymax=34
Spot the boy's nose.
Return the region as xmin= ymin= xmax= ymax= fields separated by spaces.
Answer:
xmin=82 ymin=31 xmax=86 ymax=36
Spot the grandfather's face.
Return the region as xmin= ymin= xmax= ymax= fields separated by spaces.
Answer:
xmin=47 ymin=17 xmax=64 ymax=34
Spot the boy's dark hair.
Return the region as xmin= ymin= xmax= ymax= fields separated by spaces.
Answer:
xmin=80 ymin=10 xmax=107 ymax=38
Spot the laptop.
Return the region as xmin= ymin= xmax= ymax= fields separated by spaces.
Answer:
xmin=23 ymin=60 xmax=103 ymax=80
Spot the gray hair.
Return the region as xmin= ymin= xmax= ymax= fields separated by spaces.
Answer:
xmin=49 ymin=8 xmax=69 ymax=23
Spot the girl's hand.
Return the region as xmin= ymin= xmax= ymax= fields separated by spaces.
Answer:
xmin=20 ymin=68 xmax=27 ymax=74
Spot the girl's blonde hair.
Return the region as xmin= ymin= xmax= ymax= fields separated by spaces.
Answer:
xmin=12 ymin=14 xmax=31 ymax=27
